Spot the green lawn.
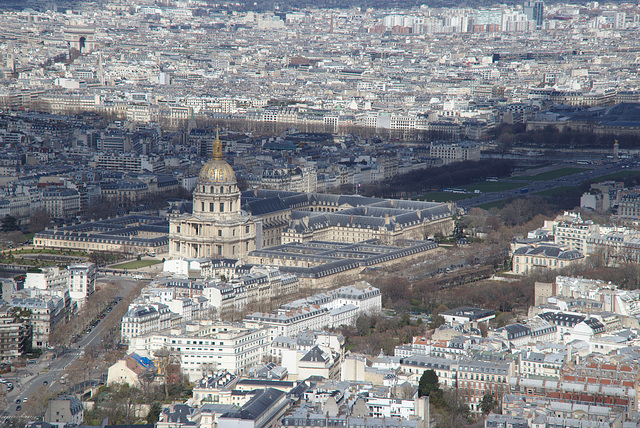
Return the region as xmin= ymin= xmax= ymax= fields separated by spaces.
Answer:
xmin=516 ymin=167 xmax=587 ymax=181
xmin=589 ymin=170 xmax=640 ymax=183
xmin=419 ymin=192 xmax=475 ymax=202
xmin=13 ymin=248 xmax=89 ymax=257
xmin=533 ymin=186 xmax=581 ymax=197
xmin=111 ymin=260 xmax=162 ymax=269
xmin=478 ymin=198 xmax=513 ymax=210
xmin=462 ymin=182 xmax=522 ymax=193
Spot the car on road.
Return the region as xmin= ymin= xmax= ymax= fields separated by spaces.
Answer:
xmin=15 ymin=405 xmax=21 ymax=411
xmin=15 ymin=399 xmax=20 ymax=404
xmin=42 ymin=380 xmax=48 ymax=385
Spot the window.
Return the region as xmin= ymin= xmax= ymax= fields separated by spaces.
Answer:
xmin=220 ymin=202 xmax=224 ymax=212
xmin=246 ymin=225 xmax=250 ymax=233
xmin=210 ymin=203 xmax=214 ymax=211
xmin=218 ymin=230 xmax=222 ymax=237
xmin=201 ymin=202 xmax=205 ymax=211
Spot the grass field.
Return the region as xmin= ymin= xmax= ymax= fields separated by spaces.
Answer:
xmin=589 ymin=170 xmax=640 ymax=183
xmin=463 ymin=182 xmax=522 ymax=193
xmin=533 ymin=186 xmax=581 ymax=197
xmin=517 ymin=167 xmax=587 ymax=181
xmin=419 ymin=192 xmax=475 ymax=202
xmin=478 ymin=198 xmax=513 ymax=210
xmin=13 ymin=248 xmax=89 ymax=257
xmin=111 ymin=260 xmax=162 ymax=269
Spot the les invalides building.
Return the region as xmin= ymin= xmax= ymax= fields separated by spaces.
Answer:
xmin=168 ymin=132 xmax=258 ymax=260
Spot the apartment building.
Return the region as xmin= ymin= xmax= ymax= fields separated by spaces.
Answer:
xmin=121 ymin=303 xmax=178 ymax=344
xmin=429 ymin=142 xmax=481 ymax=165
xmin=400 ymin=355 xmax=458 ymax=387
xmin=42 ymin=188 xmax=81 ymax=219
xmin=128 ymin=321 xmax=269 ymax=381
xmin=11 ymin=296 xmax=65 ymax=348
xmin=244 ymin=306 xmax=330 ymax=342
xmin=67 ymin=263 xmax=96 ymax=308
xmin=457 ymin=358 xmax=514 ymax=412
xmin=0 ymin=306 xmax=31 ymax=362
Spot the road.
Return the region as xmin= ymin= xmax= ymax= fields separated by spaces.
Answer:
xmin=1 ymin=275 xmax=137 ymax=424
xmin=456 ymin=162 xmax=635 ymax=209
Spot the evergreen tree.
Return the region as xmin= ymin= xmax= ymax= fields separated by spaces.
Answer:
xmin=481 ymin=393 xmax=498 ymax=414
xmin=418 ymin=369 xmax=439 ymax=397
xmin=1 ymin=215 xmax=18 ymax=232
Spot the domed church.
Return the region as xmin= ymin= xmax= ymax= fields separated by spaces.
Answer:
xmin=168 ymin=131 xmax=257 ymax=260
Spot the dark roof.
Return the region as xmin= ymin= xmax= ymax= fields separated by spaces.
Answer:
xmin=26 ymin=423 xmax=56 ymax=428
xmin=244 ymin=197 xmax=289 ymax=216
xmin=221 ymin=388 xmax=286 ymax=421
xmin=237 ymin=379 xmax=295 ymax=387
xmin=497 ymin=323 xmax=531 ymax=340
xmin=160 ymin=404 xmax=196 ymax=425
xmin=290 ymin=381 xmax=313 ymax=397
xmin=513 ymin=245 xmax=583 ymax=260
xmin=538 ymin=312 xmax=586 ymax=326
xmin=583 ymin=318 xmax=606 ymax=332
xmin=300 ymin=346 xmax=328 ymax=363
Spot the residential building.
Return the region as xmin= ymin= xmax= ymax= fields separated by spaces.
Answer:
xmin=218 ymin=388 xmax=291 ymax=428
xmin=0 ymin=306 xmax=31 ymax=362
xmin=128 ymin=320 xmax=269 ymax=381
xmin=67 ymin=263 xmax=96 ymax=308
xmin=44 ymin=395 xmax=83 ymax=427
xmin=107 ymin=353 xmax=156 ymax=387
xmin=457 ymin=358 xmax=514 ymax=412
xmin=429 ymin=142 xmax=481 ymax=165
xmin=41 ymin=188 xmax=80 ymax=219
xmin=511 ymin=245 xmax=584 ymax=274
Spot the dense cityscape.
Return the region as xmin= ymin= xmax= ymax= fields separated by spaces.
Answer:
xmin=3 ymin=0 xmax=640 ymax=427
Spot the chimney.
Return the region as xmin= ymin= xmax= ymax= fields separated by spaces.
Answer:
xmin=384 ymin=214 xmax=390 ymax=225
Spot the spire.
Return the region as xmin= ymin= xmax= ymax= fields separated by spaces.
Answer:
xmin=98 ymin=52 xmax=105 ymax=85
xmin=212 ymin=126 xmax=223 ymax=160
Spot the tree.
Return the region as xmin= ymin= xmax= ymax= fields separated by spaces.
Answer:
xmin=429 ymin=314 xmax=445 ymax=330
xmin=397 ymin=381 xmax=416 ymax=400
xmin=355 ymin=314 xmax=375 ymax=336
xmin=28 ymin=209 xmax=51 ymax=233
xmin=481 ymin=393 xmax=498 ymax=415
xmin=146 ymin=402 xmax=162 ymax=424
xmin=429 ymin=304 xmax=448 ymax=330
xmin=418 ymin=369 xmax=439 ymax=397
xmin=1 ymin=215 xmax=18 ymax=233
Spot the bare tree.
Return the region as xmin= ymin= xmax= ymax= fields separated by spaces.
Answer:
xmin=28 ymin=209 xmax=51 ymax=233
xmin=23 ymin=385 xmax=55 ymax=419
xmin=153 ymin=347 xmax=180 ymax=399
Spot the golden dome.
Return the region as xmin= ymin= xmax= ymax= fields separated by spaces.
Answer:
xmin=198 ymin=127 xmax=236 ymax=183
xmin=199 ymin=159 xmax=236 ymax=183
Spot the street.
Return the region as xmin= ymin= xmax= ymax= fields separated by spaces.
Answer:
xmin=0 ymin=275 xmax=139 ymax=424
